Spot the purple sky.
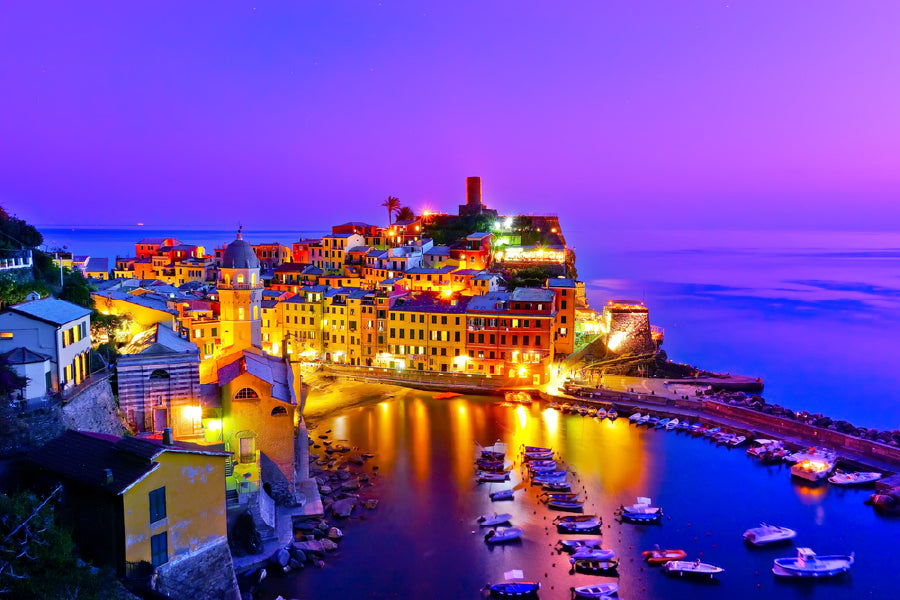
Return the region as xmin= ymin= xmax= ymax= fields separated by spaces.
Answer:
xmin=3 ymin=2 xmax=900 ymax=231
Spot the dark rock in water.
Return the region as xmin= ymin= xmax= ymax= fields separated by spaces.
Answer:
xmin=288 ymin=558 xmax=302 ymax=570
xmin=314 ymin=560 xmax=325 ymax=568
xmin=322 ymin=538 xmax=338 ymax=552
xmin=333 ymin=498 xmax=357 ymax=518
xmin=293 ymin=540 xmax=326 ymax=556
xmin=318 ymin=434 xmax=329 ymax=439
xmin=289 ymin=547 xmax=307 ymax=564
xmin=342 ymin=479 xmax=360 ymax=491
xmin=270 ymin=548 xmax=290 ymax=568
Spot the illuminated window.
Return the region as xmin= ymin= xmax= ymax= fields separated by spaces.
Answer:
xmin=237 ymin=274 xmax=245 ymax=284
xmin=235 ymin=387 xmax=259 ymax=399
xmin=0 ymin=332 xmax=12 ymax=339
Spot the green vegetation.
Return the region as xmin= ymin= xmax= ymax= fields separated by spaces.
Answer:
xmin=0 ymin=208 xmax=43 ymax=251
xmin=0 ymin=490 xmax=117 ymax=600
xmin=395 ymin=206 xmax=415 ymax=222
xmin=503 ymin=266 xmax=556 ymax=291
xmin=381 ymin=196 xmax=400 ymax=226
xmin=423 ymin=214 xmax=496 ymax=245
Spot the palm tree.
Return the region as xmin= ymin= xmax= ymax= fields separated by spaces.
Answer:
xmin=395 ymin=206 xmax=415 ymax=222
xmin=382 ymin=196 xmax=401 ymax=226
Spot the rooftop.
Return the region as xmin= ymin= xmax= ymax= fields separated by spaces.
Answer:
xmin=8 ymin=297 xmax=92 ymax=326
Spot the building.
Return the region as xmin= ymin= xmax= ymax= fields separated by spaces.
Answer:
xmin=457 ymin=176 xmax=498 ymax=218
xmin=93 ymin=289 xmax=179 ymax=331
xmin=450 ymin=232 xmax=492 ymax=270
xmin=252 ymin=243 xmax=292 ymax=269
xmin=217 ymin=231 xmax=263 ymax=351
xmin=83 ymin=257 xmax=110 ymax=280
xmin=1 ymin=347 xmax=52 ymax=400
xmin=0 ymin=297 xmax=92 ymax=393
xmin=386 ymin=292 xmax=470 ymax=373
xmin=546 ymin=277 xmax=577 ymax=356
xmin=26 ymin=430 xmax=239 ymax=599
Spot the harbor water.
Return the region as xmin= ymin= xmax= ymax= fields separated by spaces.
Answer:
xmin=260 ymin=392 xmax=900 ymax=599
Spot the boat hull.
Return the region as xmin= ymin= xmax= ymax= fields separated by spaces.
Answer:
xmin=488 ymin=581 xmax=540 ymax=597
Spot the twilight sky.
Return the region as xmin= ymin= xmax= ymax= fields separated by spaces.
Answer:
xmin=3 ymin=2 xmax=900 ymax=231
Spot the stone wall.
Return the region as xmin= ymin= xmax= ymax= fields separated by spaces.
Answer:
xmin=61 ymin=373 xmax=124 ymax=436
xmin=0 ymin=404 xmax=63 ymax=458
xmin=605 ymin=308 xmax=653 ymax=356
xmin=154 ymin=537 xmax=240 ymax=600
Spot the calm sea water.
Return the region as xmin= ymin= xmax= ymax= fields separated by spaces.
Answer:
xmin=43 ymin=225 xmax=900 ymax=428
xmin=260 ymin=394 xmax=900 ymax=600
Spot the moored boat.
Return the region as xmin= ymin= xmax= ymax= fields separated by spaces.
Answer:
xmin=647 ymin=416 xmax=659 ymax=427
xmin=607 ymin=409 xmax=618 ymax=420
xmin=642 ymin=547 xmax=687 ymax=565
xmin=828 ymin=471 xmax=882 ymax=486
xmin=747 ymin=439 xmax=783 ymax=458
xmin=555 ymin=514 xmax=602 ymax=533
xmin=571 ymin=583 xmax=618 ymax=599
xmin=629 ymin=412 xmax=642 ymax=422
xmin=484 ymin=527 xmax=523 ymax=544
xmin=542 ymin=481 xmax=572 ymax=492
xmin=596 ymin=408 xmax=607 ymax=419
xmin=677 ymin=420 xmax=691 ymax=430
xmin=571 ymin=547 xmax=616 ymax=561
xmin=728 ymin=434 xmax=747 ymax=447
xmin=743 ymin=523 xmax=797 ymax=546
xmin=656 ymin=417 xmax=670 ymax=429
xmin=527 ymin=460 xmax=558 ymax=472
xmin=478 ymin=513 xmax=512 ymax=527
xmin=522 ymin=445 xmax=551 ymax=453
xmin=532 ymin=471 xmax=568 ymax=485
xmin=617 ymin=497 xmax=662 ymax=523
xmin=523 ymin=450 xmax=555 ymax=461
xmin=478 ymin=471 xmax=511 ymax=483
xmin=547 ymin=498 xmax=584 ymax=511
xmin=433 ymin=391 xmax=461 ymax=400
xmin=790 ymin=459 xmax=834 ymax=482
xmin=772 ymin=547 xmax=853 ymax=578
xmin=664 ymin=559 xmax=724 ymax=579
xmin=704 ymin=426 xmax=721 ymax=437
xmin=570 ymin=558 xmax=619 ymax=574
xmin=487 ymin=581 xmax=540 ymax=598
xmin=637 ymin=414 xmax=650 ymax=425
xmin=540 ymin=492 xmax=579 ymax=502
xmin=666 ymin=418 xmax=679 ymax=430
xmin=783 ymin=446 xmax=836 ymax=464
xmin=490 ymin=489 xmax=515 ymax=502
xmin=556 ymin=539 xmax=603 ymax=554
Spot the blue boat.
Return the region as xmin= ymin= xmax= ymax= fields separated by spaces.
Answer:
xmin=647 ymin=416 xmax=660 ymax=427
xmin=490 ymin=489 xmax=515 ymax=502
xmin=532 ymin=471 xmax=567 ymax=485
xmin=547 ymin=498 xmax=584 ymax=511
xmin=678 ymin=420 xmax=691 ymax=430
xmin=528 ymin=461 xmax=558 ymax=472
xmin=656 ymin=418 xmax=670 ymax=429
xmin=618 ymin=497 xmax=663 ymax=523
xmin=522 ymin=445 xmax=551 ymax=453
xmin=487 ymin=581 xmax=540 ymax=598
xmin=555 ymin=514 xmax=602 ymax=533
xmin=542 ymin=481 xmax=572 ymax=492
xmin=773 ymin=548 xmax=854 ymax=578
xmin=704 ymin=426 xmax=722 ymax=437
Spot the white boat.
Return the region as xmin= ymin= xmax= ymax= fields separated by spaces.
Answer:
xmin=477 ymin=513 xmax=512 ymax=527
xmin=556 ymin=538 xmax=603 ymax=553
xmin=637 ymin=414 xmax=650 ymax=425
xmin=790 ymin=459 xmax=835 ymax=482
xmin=664 ymin=559 xmax=725 ymax=579
xmin=743 ymin=523 xmax=797 ymax=546
xmin=629 ymin=412 xmax=642 ymax=422
xmin=666 ymin=418 xmax=679 ymax=430
xmin=772 ymin=547 xmax=854 ymax=578
xmin=484 ymin=527 xmax=523 ymax=544
xmin=571 ymin=547 xmax=617 ymax=561
xmin=728 ymin=435 xmax=747 ymax=447
xmin=828 ymin=471 xmax=882 ymax=486
xmin=747 ymin=439 xmax=783 ymax=458
xmin=596 ymin=408 xmax=607 ymax=419
xmin=618 ymin=497 xmax=662 ymax=523
xmin=783 ymin=446 xmax=836 ymax=464
xmin=555 ymin=514 xmax=602 ymax=532
xmin=572 ymin=583 xmax=618 ymax=599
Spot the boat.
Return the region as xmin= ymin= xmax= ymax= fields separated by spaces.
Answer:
xmin=555 ymin=514 xmax=602 ymax=533
xmin=596 ymin=408 xmax=607 ymax=419
xmin=790 ymin=459 xmax=835 ymax=482
xmin=656 ymin=418 xmax=670 ymax=429
xmin=587 ymin=407 xmax=597 ymax=417
xmin=434 ymin=391 xmax=461 ymax=400
xmin=487 ymin=581 xmax=540 ymax=598
xmin=666 ymin=418 xmax=679 ymax=430
xmin=571 ymin=583 xmax=618 ymax=599
xmin=478 ymin=513 xmax=512 ymax=527
xmin=642 ymin=547 xmax=687 ymax=565
xmin=478 ymin=471 xmax=511 ymax=483
xmin=561 ymin=403 xmax=573 ymax=413
xmin=690 ymin=423 xmax=705 ymax=435
xmin=542 ymin=481 xmax=572 ymax=492
xmin=772 ymin=547 xmax=854 ymax=578
xmin=527 ymin=460 xmax=558 ymax=472
xmin=540 ymin=492 xmax=579 ymax=502
xmin=490 ymin=489 xmax=516 ymax=501
xmin=571 ymin=547 xmax=616 ymax=561
xmin=523 ymin=450 xmax=555 ymax=461
xmin=747 ymin=439 xmax=784 ymax=458
xmin=677 ymin=420 xmax=691 ymax=430
xmin=647 ymin=416 xmax=659 ymax=427
xmin=617 ymin=497 xmax=662 ymax=523
xmin=522 ymin=445 xmax=551 ymax=453
xmin=629 ymin=412 xmax=642 ymax=422
xmin=637 ymin=414 xmax=650 ymax=425
xmin=828 ymin=471 xmax=882 ymax=486
xmin=663 ymin=559 xmax=724 ymax=579
xmin=532 ymin=471 xmax=568 ymax=485
xmin=476 ymin=459 xmax=511 ymax=472
xmin=607 ymin=409 xmax=618 ymax=420
xmin=570 ymin=558 xmax=619 ymax=574
xmin=783 ymin=446 xmax=836 ymax=464
xmin=578 ymin=406 xmax=589 ymax=416
xmin=743 ymin=523 xmax=797 ymax=546
xmin=480 ymin=441 xmax=508 ymax=460
xmin=549 ymin=401 xmax=560 ymax=410
xmin=556 ymin=539 xmax=603 ymax=553
xmin=547 ymin=498 xmax=584 ymax=511
xmin=728 ymin=435 xmax=747 ymax=447
xmin=704 ymin=426 xmax=721 ymax=437
xmin=484 ymin=527 xmax=523 ymax=544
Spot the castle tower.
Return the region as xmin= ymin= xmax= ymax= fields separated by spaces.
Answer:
xmin=218 ymin=230 xmax=262 ymax=351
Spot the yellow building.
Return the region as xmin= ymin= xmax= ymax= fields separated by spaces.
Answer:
xmin=92 ymin=289 xmax=178 ymax=332
xmin=385 ymin=292 xmax=469 ymax=373
xmin=282 ymin=286 xmax=325 ymax=360
xmin=217 ymin=232 xmax=263 ymax=351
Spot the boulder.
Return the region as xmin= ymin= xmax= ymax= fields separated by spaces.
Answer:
xmin=320 ymin=485 xmax=333 ymax=495
xmin=289 ymin=547 xmax=307 ymax=564
xmin=270 ymin=548 xmax=290 ymax=568
xmin=333 ymin=498 xmax=357 ymax=518
xmin=322 ymin=539 xmax=338 ymax=552
xmin=293 ymin=540 xmax=326 ymax=556
xmin=288 ymin=558 xmax=303 ymax=570
xmin=328 ymin=527 xmax=343 ymax=540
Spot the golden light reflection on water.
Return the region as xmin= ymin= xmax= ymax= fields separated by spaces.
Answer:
xmin=375 ymin=400 xmax=397 ymax=467
xmin=792 ymin=480 xmax=829 ymax=505
xmin=332 ymin=415 xmax=347 ymax=441
xmin=449 ymin=400 xmax=474 ymax=485
xmin=515 ymin=405 xmax=528 ymax=430
xmin=410 ymin=397 xmax=430 ymax=483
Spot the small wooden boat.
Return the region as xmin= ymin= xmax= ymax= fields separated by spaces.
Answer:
xmin=523 ymin=450 xmax=555 ymax=461
xmin=570 ymin=558 xmax=619 ymax=574
xmin=828 ymin=471 xmax=882 ymax=486
xmin=677 ymin=420 xmax=691 ymax=430
xmin=642 ymin=548 xmax=687 ymax=565
xmin=478 ymin=513 xmax=512 ymax=527
xmin=629 ymin=412 xmax=642 ymax=422
xmin=478 ymin=471 xmax=511 ymax=483
xmin=617 ymin=497 xmax=662 ymax=523
xmin=596 ymin=408 xmax=607 ymax=419
xmin=477 ymin=459 xmax=511 ymax=472
xmin=743 ymin=523 xmax=797 ymax=546
xmin=656 ymin=418 xmax=670 ymax=429
xmin=556 ymin=539 xmax=603 ymax=553
xmin=664 ymin=559 xmax=724 ymax=579
xmin=540 ymin=492 xmax=579 ymax=502
xmin=690 ymin=422 xmax=704 ymax=434
xmin=728 ymin=435 xmax=747 ymax=447
xmin=555 ymin=514 xmax=602 ymax=533
xmin=587 ymin=407 xmax=597 ymax=417
xmin=571 ymin=547 xmax=616 ymax=561
xmin=527 ymin=460 xmax=558 ymax=471
xmin=607 ymin=409 xmax=618 ymax=420
xmin=487 ymin=581 xmax=540 ymax=598
xmin=571 ymin=583 xmax=618 ymax=599
xmin=490 ymin=489 xmax=515 ymax=502
xmin=542 ymin=481 xmax=572 ymax=492
xmin=704 ymin=426 xmax=721 ymax=437
xmin=434 ymin=391 xmax=461 ymax=400
xmin=647 ymin=416 xmax=659 ymax=427
xmin=522 ymin=445 xmax=551 ymax=453
xmin=548 ymin=499 xmax=584 ymax=511
xmin=772 ymin=547 xmax=854 ymax=578
xmin=747 ymin=439 xmax=783 ymax=458
xmin=484 ymin=527 xmax=523 ymax=544
xmin=637 ymin=414 xmax=650 ymax=425
xmin=666 ymin=418 xmax=679 ymax=430
xmin=532 ymin=471 xmax=568 ymax=485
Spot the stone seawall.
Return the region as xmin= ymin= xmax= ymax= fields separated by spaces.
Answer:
xmin=61 ymin=373 xmax=124 ymax=436
xmin=154 ymin=538 xmax=240 ymax=600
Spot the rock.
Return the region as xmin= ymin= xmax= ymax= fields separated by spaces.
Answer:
xmin=328 ymin=527 xmax=343 ymax=540
xmin=288 ymin=558 xmax=302 ymax=570
xmin=293 ymin=540 xmax=326 ymax=556
xmin=364 ymin=498 xmax=379 ymax=509
xmin=333 ymin=498 xmax=357 ymax=518
xmin=337 ymin=471 xmax=351 ymax=481
xmin=289 ymin=547 xmax=307 ymax=563
xmin=320 ymin=485 xmax=332 ymax=495
xmin=270 ymin=548 xmax=290 ymax=568
xmin=314 ymin=560 xmax=325 ymax=568
xmin=342 ymin=479 xmax=360 ymax=491
xmin=322 ymin=539 xmax=338 ymax=552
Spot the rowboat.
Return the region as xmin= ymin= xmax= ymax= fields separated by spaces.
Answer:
xmin=487 ymin=581 xmax=540 ymax=598
xmin=555 ymin=514 xmax=602 ymax=533
xmin=540 ymin=492 xmax=579 ymax=502
xmin=542 ymin=481 xmax=572 ymax=492
xmin=783 ymin=446 xmax=836 ymax=464
xmin=704 ymin=426 xmax=721 ymax=437
xmin=547 ymin=499 xmax=584 ymax=511
xmin=433 ymin=392 xmax=461 ymax=400
xmin=571 ymin=583 xmax=618 ymax=599
xmin=747 ymin=439 xmax=783 ymax=458
xmin=642 ymin=548 xmax=687 ymax=565
xmin=490 ymin=489 xmax=515 ymax=502
xmin=666 ymin=418 xmax=679 ymax=430
xmin=532 ymin=471 xmax=568 ymax=485
xmin=617 ymin=497 xmax=662 ymax=523
xmin=484 ymin=527 xmax=523 ymax=544
xmin=728 ymin=435 xmax=747 ymax=447
xmin=637 ymin=414 xmax=650 ymax=425
xmin=570 ymin=558 xmax=619 ymax=574
xmin=743 ymin=523 xmax=797 ymax=546
xmin=677 ymin=420 xmax=691 ymax=430
xmin=664 ymin=559 xmax=724 ymax=579
xmin=478 ymin=471 xmax=511 ymax=483
xmin=596 ymin=408 xmax=607 ymax=419
xmin=647 ymin=416 xmax=659 ymax=427
xmin=571 ymin=547 xmax=616 ymax=561
xmin=478 ymin=513 xmax=512 ymax=527
xmin=523 ymin=450 xmax=554 ymax=461
xmin=522 ymin=445 xmax=551 ymax=453
xmin=656 ymin=418 xmax=670 ymax=429
xmin=828 ymin=471 xmax=882 ymax=486
xmin=556 ymin=538 xmax=603 ymax=553
xmin=629 ymin=412 xmax=642 ymax=422
xmin=772 ymin=547 xmax=854 ymax=578
xmin=607 ymin=409 xmax=618 ymax=420
xmin=527 ymin=460 xmax=558 ymax=472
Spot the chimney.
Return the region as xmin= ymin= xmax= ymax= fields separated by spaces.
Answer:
xmin=466 ymin=177 xmax=482 ymax=208
xmin=162 ymin=428 xmax=174 ymax=446
xmin=104 ymin=468 xmax=114 ymax=486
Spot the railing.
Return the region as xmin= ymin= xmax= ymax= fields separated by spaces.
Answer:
xmin=324 ymin=363 xmax=511 ymax=390
xmin=217 ymin=282 xmax=263 ymax=290
xmin=0 ymin=249 xmax=32 ymax=271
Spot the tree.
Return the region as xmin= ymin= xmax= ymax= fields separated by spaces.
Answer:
xmin=58 ymin=270 xmax=93 ymax=309
xmin=395 ymin=206 xmax=415 ymax=222
xmin=0 ymin=207 xmax=43 ymax=251
xmin=381 ymin=196 xmax=401 ymax=226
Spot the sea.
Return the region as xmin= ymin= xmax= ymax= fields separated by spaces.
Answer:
xmin=39 ymin=225 xmax=900 ymax=599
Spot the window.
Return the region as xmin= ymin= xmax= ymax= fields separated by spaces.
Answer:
xmin=561 ymin=300 xmax=567 ymax=309
xmin=149 ymin=369 xmax=169 ymax=380
xmin=271 ymin=406 xmax=288 ymax=416
xmin=149 ymin=487 xmax=166 ymax=523
xmin=536 ymin=336 xmax=541 ymax=346
xmin=151 ymin=532 xmax=168 ymax=567
xmin=235 ymin=387 xmax=259 ymax=399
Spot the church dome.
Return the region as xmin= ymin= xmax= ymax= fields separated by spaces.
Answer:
xmin=221 ymin=232 xmax=260 ymax=269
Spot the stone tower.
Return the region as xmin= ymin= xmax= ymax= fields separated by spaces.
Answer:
xmin=218 ymin=230 xmax=262 ymax=351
